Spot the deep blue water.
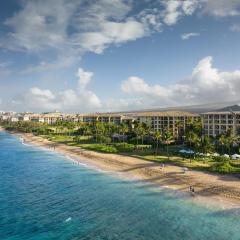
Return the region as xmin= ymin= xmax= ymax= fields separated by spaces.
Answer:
xmin=0 ymin=132 xmax=240 ymax=240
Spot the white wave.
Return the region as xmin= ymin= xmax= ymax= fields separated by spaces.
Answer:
xmin=65 ymin=217 xmax=72 ymax=222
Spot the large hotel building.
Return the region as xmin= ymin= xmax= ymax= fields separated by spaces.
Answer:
xmin=130 ymin=111 xmax=199 ymax=138
xmin=202 ymin=111 xmax=240 ymax=137
xmin=2 ymin=107 xmax=240 ymax=137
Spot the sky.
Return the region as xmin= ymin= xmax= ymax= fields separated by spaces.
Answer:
xmin=0 ymin=0 xmax=240 ymax=113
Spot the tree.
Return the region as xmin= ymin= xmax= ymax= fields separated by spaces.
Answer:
xmin=153 ymin=130 xmax=161 ymax=155
xmin=135 ymin=123 xmax=146 ymax=150
xmin=95 ymin=122 xmax=105 ymax=143
xmin=175 ymin=120 xmax=184 ymax=141
xmin=218 ymin=134 xmax=226 ymax=154
xmin=120 ymin=123 xmax=129 ymax=145
xmin=185 ymin=119 xmax=203 ymax=149
xmin=162 ymin=128 xmax=173 ymax=160
xmin=83 ymin=124 xmax=93 ymax=143
xmin=201 ymin=136 xmax=214 ymax=154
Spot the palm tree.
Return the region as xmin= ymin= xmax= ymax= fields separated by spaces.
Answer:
xmin=218 ymin=134 xmax=226 ymax=154
xmin=95 ymin=121 xmax=105 ymax=143
xmin=153 ymin=130 xmax=162 ymax=155
xmin=135 ymin=123 xmax=146 ymax=150
xmin=175 ymin=120 xmax=184 ymax=141
xmin=83 ymin=124 xmax=92 ymax=143
xmin=66 ymin=121 xmax=75 ymax=136
xmin=162 ymin=128 xmax=173 ymax=160
xmin=201 ymin=136 xmax=214 ymax=154
xmin=185 ymin=118 xmax=203 ymax=149
xmin=121 ymin=123 xmax=129 ymax=145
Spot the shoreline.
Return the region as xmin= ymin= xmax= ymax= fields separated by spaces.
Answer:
xmin=1 ymin=128 xmax=240 ymax=209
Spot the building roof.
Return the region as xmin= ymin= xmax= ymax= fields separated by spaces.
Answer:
xmin=129 ymin=111 xmax=199 ymax=117
xmin=78 ymin=113 xmax=124 ymax=118
xmin=202 ymin=111 xmax=240 ymax=115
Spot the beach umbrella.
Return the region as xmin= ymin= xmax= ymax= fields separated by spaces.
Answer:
xmin=231 ymin=154 xmax=240 ymax=160
xmin=179 ymin=149 xmax=186 ymax=153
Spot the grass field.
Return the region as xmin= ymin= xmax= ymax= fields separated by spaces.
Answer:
xmin=42 ymin=134 xmax=240 ymax=174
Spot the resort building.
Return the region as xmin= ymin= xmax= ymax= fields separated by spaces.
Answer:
xmin=0 ymin=112 xmax=16 ymax=121
xmin=80 ymin=113 xmax=136 ymax=125
xmin=28 ymin=114 xmax=45 ymax=123
xmin=81 ymin=113 xmax=99 ymax=123
xmin=132 ymin=111 xmax=200 ymax=138
xmin=202 ymin=111 xmax=240 ymax=137
xmin=41 ymin=112 xmax=64 ymax=125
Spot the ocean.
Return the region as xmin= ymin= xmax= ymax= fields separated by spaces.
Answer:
xmin=0 ymin=131 xmax=240 ymax=240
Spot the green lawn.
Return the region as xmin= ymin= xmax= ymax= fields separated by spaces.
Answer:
xmin=42 ymin=134 xmax=240 ymax=174
xmin=45 ymin=134 xmax=75 ymax=143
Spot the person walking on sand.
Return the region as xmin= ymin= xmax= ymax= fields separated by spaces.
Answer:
xmin=190 ymin=186 xmax=195 ymax=197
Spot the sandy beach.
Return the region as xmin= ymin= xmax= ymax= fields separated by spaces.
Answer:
xmin=2 ymin=127 xmax=240 ymax=209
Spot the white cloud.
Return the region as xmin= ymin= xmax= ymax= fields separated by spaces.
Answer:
xmin=8 ymin=56 xmax=240 ymax=112
xmin=24 ymin=88 xmax=59 ymax=111
xmin=2 ymin=0 xmax=240 ymax=73
xmin=2 ymin=0 xmax=162 ymax=69
xmin=161 ymin=0 xmax=199 ymax=25
xmin=121 ymin=56 xmax=240 ymax=108
xmin=121 ymin=76 xmax=173 ymax=107
xmin=201 ymin=0 xmax=240 ymax=17
xmin=20 ymin=68 xmax=101 ymax=112
xmin=181 ymin=32 xmax=200 ymax=40
xmin=4 ymin=0 xmax=74 ymax=52
xmin=74 ymin=19 xmax=147 ymax=54
xmin=160 ymin=0 xmax=240 ymax=26
xmin=77 ymin=68 xmax=94 ymax=89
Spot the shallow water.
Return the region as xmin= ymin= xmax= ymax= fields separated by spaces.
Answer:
xmin=0 ymin=131 xmax=240 ymax=240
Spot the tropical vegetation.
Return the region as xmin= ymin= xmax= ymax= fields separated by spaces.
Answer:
xmin=1 ymin=118 xmax=240 ymax=174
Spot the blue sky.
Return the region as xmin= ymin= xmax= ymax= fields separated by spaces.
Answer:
xmin=0 ymin=0 xmax=240 ymax=113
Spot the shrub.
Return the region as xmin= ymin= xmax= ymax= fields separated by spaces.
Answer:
xmin=212 ymin=156 xmax=230 ymax=163
xmin=97 ymin=135 xmax=112 ymax=144
xmin=86 ymin=144 xmax=117 ymax=153
xmin=115 ymin=143 xmax=135 ymax=152
xmin=210 ymin=162 xmax=234 ymax=173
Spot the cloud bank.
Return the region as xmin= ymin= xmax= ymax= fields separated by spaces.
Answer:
xmin=10 ymin=56 xmax=240 ymax=112
xmin=2 ymin=0 xmax=240 ymax=72
xmin=19 ymin=68 xmax=101 ymax=112
xmin=121 ymin=56 xmax=240 ymax=109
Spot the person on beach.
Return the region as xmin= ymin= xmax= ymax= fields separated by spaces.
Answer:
xmin=190 ymin=186 xmax=195 ymax=197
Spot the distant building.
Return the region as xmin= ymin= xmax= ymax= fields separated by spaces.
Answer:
xmin=42 ymin=112 xmax=64 ymax=124
xmin=202 ymin=111 xmax=240 ymax=137
xmin=79 ymin=113 xmax=136 ymax=125
xmin=132 ymin=111 xmax=200 ymax=138
xmin=0 ymin=112 xmax=16 ymax=121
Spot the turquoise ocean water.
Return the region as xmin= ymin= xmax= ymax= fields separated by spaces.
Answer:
xmin=0 ymin=131 xmax=240 ymax=240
